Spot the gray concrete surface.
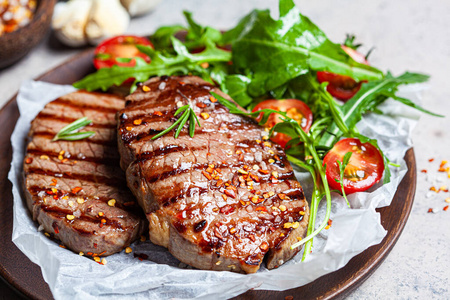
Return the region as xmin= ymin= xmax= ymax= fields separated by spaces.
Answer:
xmin=1 ymin=0 xmax=449 ymax=299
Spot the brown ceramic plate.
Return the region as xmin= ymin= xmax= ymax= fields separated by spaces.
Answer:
xmin=0 ymin=49 xmax=416 ymax=300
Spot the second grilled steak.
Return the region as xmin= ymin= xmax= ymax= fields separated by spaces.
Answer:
xmin=23 ymin=91 xmax=146 ymax=257
xmin=118 ymin=76 xmax=309 ymax=273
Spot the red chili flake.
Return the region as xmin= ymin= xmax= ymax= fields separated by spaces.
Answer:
xmin=248 ymin=234 xmax=256 ymax=242
xmin=153 ymin=111 xmax=163 ymax=116
xmin=249 ymin=173 xmax=260 ymax=182
xmin=53 ymin=195 xmax=58 ymax=200
xmin=214 ymin=228 xmax=224 ymax=240
xmin=428 ymin=208 xmax=434 ymax=213
xmin=421 ymin=169 xmax=428 ymax=173
xmin=224 ymin=189 xmax=236 ymax=199
xmin=86 ymin=252 xmax=93 ymax=256
xmin=430 ymin=186 xmax=438 ymax=192
xmin=444 ymin=206 xmax=449 ymax=211
xmin=429 ymin=158 xmax=435 ymax=162
xmin=260 ymin=242 xmax=269 ymax=251
xmin=46 ymin=190 xmax=53 ymax=195
xmin=71 ymin=187 xmax=82 ymax=194
xmin=93 ymin=243 xmax=98 ymax=248
xmin=209 ymin=96 xmax=217 ymax=103
xmin=220 ymin=204 xmax=235 ymax=215
xmin=134 ymin=253 xmax=149 ymax=261
xmin=259 ymin=169 xmax=269 ymax=175
xmin=202 ymin=170 xmax=212 ymax=180
xmin=196 ymin=102 xmax=207 ymax=108
xmin=179 ymin=81 xmax=186 ymax=85
xmin=53 ymin=225 xmax=59 ymax=234
xmin=255 ymin=207 xmax=267 ymax=212
xmin=328 ymin=219 xmax=333 ymax=226
xmin=25 ymin=157 xmax=33 ymax=164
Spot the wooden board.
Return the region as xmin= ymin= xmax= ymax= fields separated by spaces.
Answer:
xmin=0 ymin=50 xmax=416 ymax=300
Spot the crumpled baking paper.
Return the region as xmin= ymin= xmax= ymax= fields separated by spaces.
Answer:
xmin=8 ymin=80 xmax=422 ymax=300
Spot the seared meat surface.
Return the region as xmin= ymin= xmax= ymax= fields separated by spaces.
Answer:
xmin=118 ymin=76 xmax=309 ymax=273
xmin=23 ymin=91 xmax=146 ymax=256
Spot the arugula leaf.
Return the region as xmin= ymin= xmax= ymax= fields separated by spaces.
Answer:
xmin=318 ymin=72 xmax=435 ymax=148
xmin=228 ymin=0 xmax=383 ymax=97
xmin=150 ymin=25 xmax=186 ymax=50
xmin=74 ymin=37 xmax=231 ymax=92
xmin=221 ymin=75 xmax=253 ymax=107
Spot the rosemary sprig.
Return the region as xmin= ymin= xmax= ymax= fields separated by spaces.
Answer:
xmin=52 ymin=117 xmax=95 ymax=142
xmin=151 ymin=104 xmax=201 ymax=140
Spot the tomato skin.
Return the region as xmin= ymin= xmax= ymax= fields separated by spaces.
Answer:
xmin=323 ymin=138 xmax=384 ymax=194
xmin=252 ymin=99 xmax=313 ymax=148
xmin=317 ymin=45 xmax=369 ymax=101
xmin=93 ymin=35 xmax=153 ymax=70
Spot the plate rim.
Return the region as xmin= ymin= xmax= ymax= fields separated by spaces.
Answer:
xmin=0 ymin=49 xmax=417 ymax=300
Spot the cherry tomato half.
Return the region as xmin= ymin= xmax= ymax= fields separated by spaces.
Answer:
xmin=317 ymin=45 xmax=369 ymax=101
xmin=93 ymin=35 xmax=153 ymax=69
xmin=252 ymin=99 xmax=313 ymax=148
xmin=323 ymin=138 xmax=384 ymax=194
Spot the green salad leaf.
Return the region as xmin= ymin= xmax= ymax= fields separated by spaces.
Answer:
xmin=74 ymin=37 xmax=231 ymax=92
xmin=226 ymin=0 xmax=383 ymax=98
xmin=318 ymin=72 xmax=440 ymax=148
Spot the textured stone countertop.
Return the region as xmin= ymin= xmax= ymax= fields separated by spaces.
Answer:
xmin=1 ymin=0 xmax=449 ymax=299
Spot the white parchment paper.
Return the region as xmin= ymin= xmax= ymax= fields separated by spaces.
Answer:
xmin=8 ymin=80 xmax=422 ymax=300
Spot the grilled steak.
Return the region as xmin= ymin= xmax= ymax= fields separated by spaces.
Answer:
xmin=23 ymin=90 xmax=146 ymax=256
xmin=118 ymin=76 xmax=309 ymax=273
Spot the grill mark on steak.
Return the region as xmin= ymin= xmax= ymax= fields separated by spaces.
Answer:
xmin=146 ymin=159 xmax=293 ymax=185
xmin=41 ymin=207 xmax=126 ymax=231
xmin=160 ymin=184 xmax=303 ymax=208
xmin=120 ymin=119 xmax=256 ymax=144
xmin=135 ymin=144 xmax=189 ymax=162
xmin=51 ymin=98 xmax=120 ymax=114
xmin=31 ymin=132 xmax=118 ymax=146
xmin=26 ymin=149 xmax=119 ymax=165
xmin=25 ymin=167 xmax=128 ymax=189
xmin=28 ymin=185 xmax=139 ymax=211
xmin=36 ymin=112 xmax=116 ymax=129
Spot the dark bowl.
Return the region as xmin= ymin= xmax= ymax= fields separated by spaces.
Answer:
xmin=0 ymin=0 xmax=57 ymax=69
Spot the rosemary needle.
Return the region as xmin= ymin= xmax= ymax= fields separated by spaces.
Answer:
xmin=52 ymin=117 xmax=95 ymax=142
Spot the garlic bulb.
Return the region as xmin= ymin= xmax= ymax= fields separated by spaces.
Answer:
xmin=52 ymin=0 xmax=130 ymax=47
xmin=120 ymin=0 xmax=162 ymax=17
xmin=52 ymin=0 xmax=92 ymax=47
xmin=85 ymin=0 xmax=130 ymax=45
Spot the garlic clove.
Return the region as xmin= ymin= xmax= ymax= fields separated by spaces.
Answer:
xmin=52 ymin=0 xmax=92 ymax=47
xmin=85 ymin=0 xmax=130 ymax=45
xmin=120 ymin=0 xmax=162 ymax=17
